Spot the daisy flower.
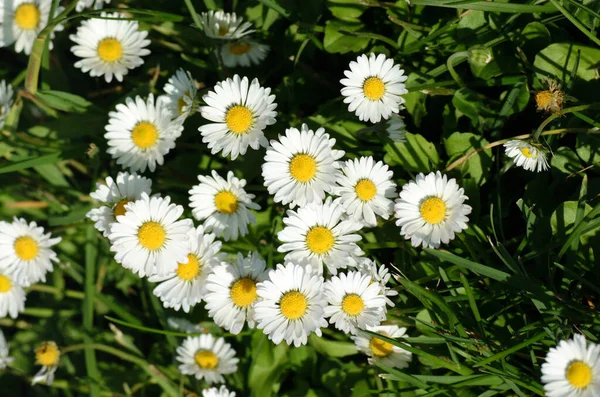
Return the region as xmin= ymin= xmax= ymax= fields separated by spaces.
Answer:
xmin=198 ymin=74 xmax=277 ymax=160
xmin=541 ymin=334 xmax=600 ymax=397
xmin=108 ymin=193 xmax=194 ymax=278
xmin=0 ymin=217 xmax=61 ymax=286
xmin=31 ymin=341 xmax=60 ymax=385
xmin=202 ymin=386 xmax=236 ymax=397
xmin=176 ymin=334 xmax=239 ymax=385
xmin=357 ymin=259 xmax=398 ymax=307
xmin=340 ymin=53 xmax=408 ymax=123
xmin=254 ymin=262 xmax=328 ymax=347
xmin=503 ymin=140 xmax=549 ymax=172
xmin=277 ymin=197 xmax=364 ymax=275
xmin=105 ymin=94 xmax=183 ymax=172
xmin=394 ymin=171 xmax=471 ymax=249
xmin=149 ymin=226 xmax=224 ymax=312
xmin=76 ymin=0 xmax=110 ymax=12
xmin=163 ymin=68 xmax=197 ymax=122
xmin=334 ymin=156 xmax=396 ymax=227
xmin=204 ymin=251 xmax=269 ymax=334
xmin=0 ymin=271 xmax=26 ymax=319
xmin=323 ymin=270 xmax=386 ymax=335
xmin=262 ymin=123 xmax=345 ymax=208
xmin=0 ymin=330 xmax=14 ymax=369
xmin=351 ymin=325 xmax=412 ymax=369
xmin=386 ymin=113 xmax=406 ymax=143
xmin=189 ymin=170 xmax=260 ymax=241
xmin=221 ymin=39 xmax=269 ymax=68
xmin=86 ymin=171 xmax=153 ymax=237
xmin=70 ymin=12 xmax=151 ymax=83
xmin=198 ymin=10 xmax=253 ymax=40
xmin=0 ymin=80 xmax=14 ymax=130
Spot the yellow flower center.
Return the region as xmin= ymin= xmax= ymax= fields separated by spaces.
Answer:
xmin=217 ymin=25 xmax=228 ymax=36
xmin=97 ymin=38 xmax=123 ymax=63
xmin=14 ymin=3 xmax=40 ymax=30
xmin=177 ymin=91 xmax=191 ymax=115
xmin=230 ymin=43 xmax=252 ymax=55
xmin=131 ymin=121 xmax=159 ymax=149
xmin=289 ymin=154 xmax=317 ymax=183
xmin=0 ymin=275 xmax=11 ymax=293
xmin=566 ymin=361 xmax=593 ymax=389
xmin=225 ymin=105 xmax=253 ymax=134
xmin=519 ymin=147 xmax=534 ymax=158
xmin=363 ymin=77 xmax=385 ymax=101
xmin=36 ymin=342 xmax=60 ymax=367
xmin=535 ymin=91 xmax=553 ymax=109
xmin=369 ymin=336 xmax=394 ymax=357
xmin=419 ymin=197 xmax=446 ymax=225
xmin=176 ymin=254 xmax=201 ymax=281
xmin=279 ymin=291 xmax=308 ymax=320
xmin=14 ymin=236 xmax=39 ymax=261
xmin=229 ymin=278 xmax=257 ymax=307
xmin=113 ymin=199 xmax=131 ymax=218
xmin=214 ymin=190 xmax=238 ymax=214
xmin=137 ymin=221 xmax=166 ymax=251
xmin=305 ymin=226 xmax=335 ymax=255
xmin=194 ymin=350 xmax=218 ymax=369
xmin=341 ymin=293 xmax=364 ymax=316
xmin=355 ymin=179 xmax=377 ymax=201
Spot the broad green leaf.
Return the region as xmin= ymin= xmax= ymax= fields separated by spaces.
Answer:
xmin=308 ymin=334 xmax=358 ymax=358
xmin=323 ymin=20 xmax=370 ymax=54
xmin=0 ymin=152 xmax=62 ymax=174
xmin=444 ymin=132 xmax=492 ymax=185
xmin=249 ymin=333 xmax=289 ymax=397
xmin=576 ymin=133 xmax=600 ymax=165
xmin=384 ymin=132 xmax=440 ymax=172
xmin=551 ymin=201 xmax=597 ymax=244
xmin=534 ymin=43 xmax=600 ymax=83
xmin=518 ymin=22 xmax=551 ymax=60
xmin=327 ymin=0 xmax=367 ymax=22
xmin=36 ymin=90 xmax=92 ymax=113
xmin=550 ymin=146 xmax=583 ymax=175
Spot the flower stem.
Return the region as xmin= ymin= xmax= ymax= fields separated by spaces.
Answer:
xmin=533 ymin=102 xmax=600 ymax=141
xmin=446 ymin=51 xmax=469 ymax=88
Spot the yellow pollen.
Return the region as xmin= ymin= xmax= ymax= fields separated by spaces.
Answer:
xmin=369 ymin=336 xmax=394 ymax=357
xmin=36 ymin=342 xmax=60 ymax=367
xmin=14 ymin=236 xmax=39 ymax=261
xmin=363 ymin=77 xmax=385 ymax=100
xmin=279 ymin=291 xmax=308 ymax=320
xmin=14 ymin=3 xmax=40 ymax=30
xmin=230 ymin=278 xmax=257 ymax=307
xmin=520 ymin=147 xmax=534 ymax=158
xmin=177 ymin=91 xmax=191 ymax=115
xmin=217 ymin=25 xmax=228 ymax=36
xmin=97 ymin=38 xmax=123 ymax=63
xmin=176 ymin=254 xmax=201 ymax=281
xmin=194 ymin=350 xmax=218 ymax=369
xmin=214 ymin=191 xmax=238 ymax=214
xmin=113 ymin=199 xmax=131 ymax=218
xmin=341 ymin=293 xmax=364 ymax=316
xmin=0 ymin=275 xmax=11 ymax=293
xmin=305 ymin=226 xmax=335 ymax=255
xmin=131 ymin=121 xmax=159 ymax=149
xmin=230 ymin=43 xmax=252 ymax=55
xmin=566 ymin=361 xmax=593 ymax=388
xmin=535 ymin=91 xmax=553 ymax=109
xmin=289 ymin=154 xmax=317 ymax=183
xmin=419 ymin=197 xmax=446 ymax=225
xmin=137 ymin=221 xmax=166 ymax=251
xmin=225 ymin=105 xmax=253 ymax=134
xmin=355 ymin=179 xmax=377 ymax=201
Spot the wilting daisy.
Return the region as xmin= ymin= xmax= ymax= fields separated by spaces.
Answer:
xmin=340 ymin=53 xmax=408 ymax=123
xmin=176 ymin=334 xmax=239 ymax=385
xmin=86 ymin=171 xmax=153 ymax=237
xmin=541 ymin=334 xmax=600 ymax=397
xmin=149 ymin=226 xmax=224 ymax=312
xmin=202 ymin=386 xmax=236 ymax=397
xmin=277 ymin=197 xmax=364 ymax=275
xmin=221 ymin=39 xmax=269 ymax=68
xmin=198 ymin=74 xmax=277 ymax=160
xmin=351 ymin=325 xmax=412 ymax=369
xmin=324 ymin=270 xmax=386 ymax=335
xmin=70 ymin=12 xmax=151 ymax=83
xmin=31 ymin=341 xmax=60 ymax=385
xmin=163 ymin=68 xmax=197 ymax=122
xmin=0 ymin=80 xmax=14 ymax=130
xmin=108 ymin=193 xmax=193 ymax=277
xmin=198 ymin=10 xmax=253 ymax=40
xmin=0 ymin=271 xmax=25 ymax=319
xmin=262 ymin=124 xmax=345 ymax=208
xmin=334 ymin=156 xmax=396 ymax=227
xmin=204 ymin=251 xmax=269 ymax=334
xmin=0 ymin=217 xmax=61 ymax=286
xmin=76 ymin=0 xmax=110 ymax=12
xmin=386 ymin=113 xmax=406 ymax=143
xmin=254 ymin=262 xmax=328 ymax=347
xmin=0 ymin=330 xmax=14 ymax=369
xmin=503 ymin=140 xmax=549 ymax=173
xmin=357 ymin=259 xmax=398 ymax=307
xmin=0 ymin=0 xmax=63 ymax=55
xmin=189 ymin=170 xmax=260 ymax=241
xmin=105 ymin=94 xmax=183 ymax=172
xmin=394 ymin=171 xmax=471 ymax=249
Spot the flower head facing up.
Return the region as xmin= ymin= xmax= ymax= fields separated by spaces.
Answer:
xmin=176 ymin=334 xmax=239 ymax=385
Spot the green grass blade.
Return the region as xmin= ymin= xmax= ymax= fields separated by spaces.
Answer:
xmin=84 ymin=225 xmax=101 ymax=397
xmin=473 ymin=332 xmax=546 ymax=368
xmin=425 ymin=249 xmax=510 ymax=281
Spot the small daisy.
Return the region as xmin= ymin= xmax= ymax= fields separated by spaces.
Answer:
xmin=0 ymin=330 xmax=14 ymax=369
xmin=0 ymin=80 xmax=15 ymax=130
xmin=198 ymin=10 xmax=254 ymax=40
xmin=70 ymin=12 xmax=151 ymax=83
xmin=189 ymin=170 xmax=260 ymax=241
xmin=262 ymin=123 xmax=345 ymax=208
xmin=0 ymin=271 xmax=25 ymax=319
xmin=31 ymin=341 xmax=60 ymax=385
xmin=357 ymin=259 xmax=398 ymax=307
xmin=334 ymin=156 xmax=396 ymax=227
xmin=394 ymin=171 xmax=471 ymax=249
xmin=199 ymin=74 xmax=277 ymax=160
xmin=221 ymin=38 xmax=269 ymax=68
xmin=204 ymin=251 xmax=269 ymax=334
xmin=0 ymin=217 xmax=61 ymax=286
xmin=163 ymin=68 xmax=197 ymax=122
xmin=105 ymin=94 xmax=183 ymax=173
xmin=149 ymin=226 xmax=224 ymax=312
xmin=324 ymin=270 xmax=386 ymax=335
xmin=351 ymin=325 xmax=412 ymax=369
xmin=340 ymin=53 xmax=408 ymax=123
xmin=108 ymin=193 xmax=194 ymax=278
xmin=254 ymin=262 xmax=328 ymax=347
xmin=277 ymin=197 xmax=364 ymax=275
xmin=176 ymin=334 xmax=239 ymax=385
xmin=386 ymin=113 xmax=407 ymax=143
xmin=541 ymin=334 xmax=600 ymax=397
xmin=202 ymin=386 xmax=236 ymax=397
xmin=86 ymin=171 xmax=153 ymax=237
xmin=503 ymin=140 xmax=549 ymax=173
xmin=76 ymin=0 xmax=110 ymax=12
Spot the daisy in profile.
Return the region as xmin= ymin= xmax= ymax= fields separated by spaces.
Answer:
xmin=198 ymin=74 xmax=277 ymax=160
xmin=31 ymin=341 xmax=60 ymax=385
xmin=503 ymin=140 xmax=549 ymax=172
xmin=0 ymin=217 xmax=61 ymax=286
xmin=0 ymin=0 xmax=64 ymax=55
xmin=149 ymin=226 xmax=224 ymax=312
xmin=198 ymin=10 xmax=253 ymax=40
xmin=76 ymin=0 xmax=110 ymax=12
xmin=394 ymin=171 xmax=471 ymax=249
xmin=86 ymin=171 xmax=153 ymax=237
xmin=334 ymin=156 xmax=396 ymax=227
xmin=541 ymin=334 xmax=600 ymax=396
xmin=254 ymin=262 xmax=328 ymax=347
xmin=189 ymin=170 xmax=260 ymax=241
xmin=105 ymin=94 xmax=183 ymax=172
xmin=324 ymin=270 xmax=386 ymax=335
xmin=262 ymin=124 xmax=345 ymax=208
xmin=0 ymin=271 xmax=26 ymax=319
xmin=277 ymin=197 xmax=364 ymax=275
xmin=340 ymin=53 xmax=408 ymax=123
xmin=0 ymin=80 xmax=14 ymax=130
xmin=357 ymin=259 xmax=398 ymax=307
xmin=70 ymin=12 xmax=150 ymax=83
xmin=108 ymin=193 xmax=194 ymax=277
xmin=176 ymin=334 xmax=239 ymax=385
xmin=202 ymin=386 xmax=236 ymax=397
xmin=386 ymin=113 xmax=407 ymax=143
xmin=0 ymin=330 xmax=14 ymax=369
xmin=351 ymin=325 xmax=412 ymax=369
xmin=221 ymin=39 xmax=269 ymax=68
xmin=163 ymin=68 xmax=197 ymax=122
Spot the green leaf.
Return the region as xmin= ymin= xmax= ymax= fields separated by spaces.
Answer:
xmin=408 ymin=1 xmax=556 ymax=13
xmin=384 ymin=132 xmax=440 ymax=172
xmin=323 ymin=20 xmax=370 ymax=54
xmin=248 ymin=333 xmax=289 ymax=397
xmin=0 ymin=152 xmax=62 ymax=174
xmin=425 ymin=249 xmax=511 ymax=282
xmin=444 ymin=132 xmax=492 ymax=185
xmin=576 ymin=133 xmax=600 ymax=165
xmin=534 ymin=43 xmax=600 ymax=83
xmin=36 ymin=90 xmax=92 ymax=113
xmin=551 ymin=201 xmax=597 ymax=244
xmin=518 ymin=22 xmax=551 ymax=60
xmin=308 ymin=334 xmax=358 ymax=358
xmin=327 ymin=0 xmax=367 ymax=22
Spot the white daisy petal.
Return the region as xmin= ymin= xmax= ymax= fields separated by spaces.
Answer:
xmin=0 ymin=329 xmax=14 ymax=369
xmin=0 ymin=271 xmax=26 ymax=319
xmin=75 ymin=0 xmax=109 ymax=12
xmin=176 ymin=334 xmax=239 ymax=385
xmin=201 ymin=386 xmax=236 ymax=397
xmin=221 ymin=38 xmax=269 ymax=68
xmin=386 ymin=113 xmax=407 ymax=143
xmin=163 ymin=68 xmax=198 ymax=123
xmin=503 ymin=139 xmax=549 ymax=172
xmin=351 ymin=325 xmax=412 ymax=369
xmin=0 ymin=80 xmax=15 ymax=130
xmin=31 ymin=341 xmax=60 ymax=386
xmin=198 ymin=10 xmax=254 ymax=40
